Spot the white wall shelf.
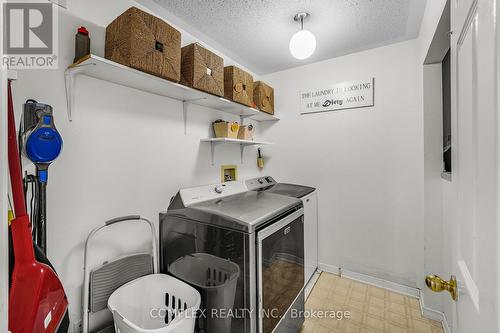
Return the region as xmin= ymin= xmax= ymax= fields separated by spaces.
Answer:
xmin=200 ymin=138 xmax=271 ymax=165
xmin=247 ymin=112 xmax=278 ymax=121
xmin=64 ymin=55 xmax=279 ymax=129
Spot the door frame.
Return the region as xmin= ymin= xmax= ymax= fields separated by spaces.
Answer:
xmin=421 ymin=0 xmax=452 ymax=326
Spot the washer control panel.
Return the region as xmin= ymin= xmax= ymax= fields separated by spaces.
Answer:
xmin=246 ymin=176 xmax=276 ymax=191
xmin=179 ymin=176 xmax=277 ymax=206
xmin=180 ymin=180 xmax=247 ymax=206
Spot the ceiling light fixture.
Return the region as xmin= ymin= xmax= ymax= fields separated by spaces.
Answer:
xmin=289 ymin=12 xmax=316 ymax=60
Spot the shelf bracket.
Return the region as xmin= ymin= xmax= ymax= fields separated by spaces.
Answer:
xmin=240 ymin=144 xmax=245 ymax=164
xmin=239 ymin=114 xmax=252 ymax=126
xmin=182 ymin=101 xmax=188 ymax=135
xmin=210 ymin=142 xmax=216 ymax=166
xmin=64 ymin=63 xmax=95 ymax=122
xmin=64 ymin=70 xmax=75 ymax=122
xmin=182 ymin=98 xmax=207 ymax=135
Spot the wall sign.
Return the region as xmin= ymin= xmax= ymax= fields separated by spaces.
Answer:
xmin=300 ymin=78 xmax=375 ymax=114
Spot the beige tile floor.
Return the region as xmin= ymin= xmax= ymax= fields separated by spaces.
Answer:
xmin=301 ymin=272 xmax=443 ymax=333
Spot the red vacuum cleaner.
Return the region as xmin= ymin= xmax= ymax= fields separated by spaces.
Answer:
xmin=7 ymin=80 xmax=69 ymax=332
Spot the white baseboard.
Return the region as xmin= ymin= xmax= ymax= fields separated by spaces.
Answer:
xmin=317 ymin=264 xmax=418 ymax=298
xmin=339 ymin=268 xmax=420 ymax=298
xmin=423 ymin=307 xmax=451 ymax=333
xmin=419 ymin=292 xmax=452 ymax=333
xmin=317 ymin=262 xmax=340 ymax=275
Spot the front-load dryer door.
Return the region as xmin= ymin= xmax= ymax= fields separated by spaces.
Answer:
xmin=257 ymin=208 xmax=305 ymax=333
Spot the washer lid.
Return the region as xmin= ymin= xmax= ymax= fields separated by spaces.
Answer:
xmin=261 ymin=183 xmax=316 ymax=198
xmin=179 ymin=191 xmax=302 ymax=232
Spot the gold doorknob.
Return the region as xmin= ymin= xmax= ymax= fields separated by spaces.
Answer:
xmin=425 ymin=275 xmax=458 ymax=301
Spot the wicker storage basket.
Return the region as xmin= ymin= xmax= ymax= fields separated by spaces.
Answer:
xmin=237 ymin=125 xmax=254 ymax=140
xmin=224 ymin=66 xmax=254 ymax=107
xmin=253 ymin=81 xmax=274 ymax=115
xmin=105 ymin=7 xmax=181 ymax=82
xmin=213 ymin=121 xmax=240 ymax=139
xmin=180 ymin=43 xmax=224 ymax=96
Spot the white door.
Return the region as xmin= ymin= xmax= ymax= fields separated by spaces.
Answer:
xmin=449 ymin=0 xmax=499 ymax=331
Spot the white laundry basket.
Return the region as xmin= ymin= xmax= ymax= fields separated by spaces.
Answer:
xmin=108 ymin=274 xmax=201 ymax=333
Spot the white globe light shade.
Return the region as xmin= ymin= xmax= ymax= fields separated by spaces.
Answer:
xmin=289 ymin=30 xmax=316 ymax=60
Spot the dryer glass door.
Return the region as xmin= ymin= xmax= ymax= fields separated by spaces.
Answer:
xmin=257 ymin=208 xmax=304 ymax=333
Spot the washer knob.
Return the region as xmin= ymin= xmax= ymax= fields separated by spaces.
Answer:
xmin=214 ymin=185 xmax=224 ymax=194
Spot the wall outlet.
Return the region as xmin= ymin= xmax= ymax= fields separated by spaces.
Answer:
xmin=72 ymin=319 xmax=82 ymax=333
xmin=221 ymin=164 xmax=237 ymax=182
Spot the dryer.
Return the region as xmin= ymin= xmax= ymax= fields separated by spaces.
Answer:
xmin=247 ymin=177 xmax=318 ymax=285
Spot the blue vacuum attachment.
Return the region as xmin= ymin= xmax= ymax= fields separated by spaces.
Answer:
xmin=21 ymin=100 xmax=63 ymax=178
xmin=20 ymin=100 xmax=63 ymax=254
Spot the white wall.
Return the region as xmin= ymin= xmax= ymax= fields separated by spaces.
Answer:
xmin=418 ymin=1 xmax=449 ymax=60
xmin=261 ymin=40 xmax=423 ymax=288
xmin=11 ymin=5 xmax=267 ymax=329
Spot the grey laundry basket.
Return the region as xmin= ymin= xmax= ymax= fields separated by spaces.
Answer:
xmin=169 ymin=253 xmax=240 ymax=333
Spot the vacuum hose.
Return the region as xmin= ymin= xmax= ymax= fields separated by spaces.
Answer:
xmin=37 ymin=179 xmax=47 ymax=253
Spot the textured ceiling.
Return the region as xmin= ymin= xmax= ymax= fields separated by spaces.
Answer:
xmin=144 ymin=0 xmax=427 ymax=75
